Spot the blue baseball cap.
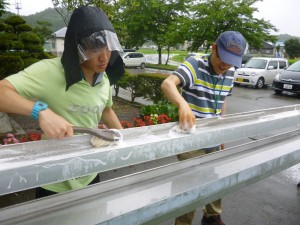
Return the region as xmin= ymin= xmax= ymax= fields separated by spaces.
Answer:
xmin=216 ymin=31 xmax=246 ymax=68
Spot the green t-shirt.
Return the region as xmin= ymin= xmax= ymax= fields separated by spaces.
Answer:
xmin=6 ymin=57 xmax=113 ymax=192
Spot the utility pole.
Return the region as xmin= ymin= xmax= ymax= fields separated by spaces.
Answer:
xmin=13 ymin=0 xmax=22 ymax=15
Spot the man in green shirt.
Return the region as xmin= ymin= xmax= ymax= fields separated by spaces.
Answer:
xmin=0 ymin=6 xmax=124 ymax=196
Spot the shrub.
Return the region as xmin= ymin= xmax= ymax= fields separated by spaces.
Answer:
xmin=0 ymin=55 xmax=23 ymax=79
xmin=117 ymin=72 xmax=168 ymax=103
xmin=118 ymin=73 xmax=145 ymax=103
xmin=23 ymin=58 xmax=40 ymax=68
xmin=140 ymin=100 xmax=179 ymax=121
xmin=139 ymin=73 xmax=168 ymax=103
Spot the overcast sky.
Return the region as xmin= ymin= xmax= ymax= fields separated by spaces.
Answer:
xmin=7 ymin=0 xmax=300 ymax=37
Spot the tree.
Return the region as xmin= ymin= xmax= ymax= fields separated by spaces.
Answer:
xmin=284 ymin=38 xmax=300 ymax=59
xmin=119 ymin=0 xmax=191 ymax=64
xmin=0 ymin=0 xmax=9 ymax=17
xmin=51 ymin=0 xmax=118 ymax=26
xmin=34 ymin=20 xmax=53 ymax=42
xmin=2 ymin=15 xmax=43 ymax=52
xmin=187 ymin=0 xmax=278 ymax=52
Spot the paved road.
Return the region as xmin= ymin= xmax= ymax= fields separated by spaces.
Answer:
xmin=109 ymin=83 xmax=300 ymax=225
xmin=159 ymin=85 xmax=300 ymax=225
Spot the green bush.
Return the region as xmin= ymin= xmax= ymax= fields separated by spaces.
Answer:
xmin=118 ymin=73 xmax=145 ymax=103
xmin=140 ymin=100 xmax=179 ymax=121
xmin=0 ymin=55 xmax=23 ymax=79
xmin=117 ymin=72 xmax=168 ymax=103
xmin=11 ymin=40 xmax=24 ymax=51
xmin=23 ymin=58 xmax=40 ymax=68
xmin=288 ymin=58 xmax=299 ymax=65
xmin=139 ymin=73 xmax=168 ymax=103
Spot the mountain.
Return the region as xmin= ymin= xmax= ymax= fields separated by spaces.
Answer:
xmin=23 ymin=8 xmax=69 ymax=33
xmin=1 ymin=8 xmax=68 ymax=33
xmin=276 ymin=34 xmax=300 ymax=42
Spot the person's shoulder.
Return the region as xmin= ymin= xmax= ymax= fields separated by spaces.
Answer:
xmin=38 ymin=57 xmax=61 ymax=66
xmin=37 ymin=57 xmax=63 ymax=71
xmin=21 ymin=57 xmax=63 ymax=78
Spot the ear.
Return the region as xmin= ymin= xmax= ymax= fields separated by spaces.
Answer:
xmin=212 ymin=43 xmax=217 ymax=52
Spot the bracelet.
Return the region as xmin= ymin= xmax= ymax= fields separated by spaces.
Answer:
xmin=31 ymin=101 xmax=48 ymax=120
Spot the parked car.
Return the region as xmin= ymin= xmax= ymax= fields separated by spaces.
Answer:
xmin=226 ymin=67 xmax=235 ymax=95
xmin=272 ymin=60 xmax=300 ymax=95
xmin=234 ymin=57 xmax=288 ymax=89
xmin=241 ymin=54 xmax=253 ymax=65
xmin=122 ymin=52 xmax=146 ymax=69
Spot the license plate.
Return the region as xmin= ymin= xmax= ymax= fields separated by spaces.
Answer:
xmin=283 ymin=84 xmax=293 ymax=89
xmin=236 ymin=78 xmax=243 ymax=82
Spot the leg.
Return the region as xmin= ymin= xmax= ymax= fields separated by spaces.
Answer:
xmin=175 ymin=149 xmax=207 ymax=225
xmin=174 ymin=211 xmax=196 ymax=225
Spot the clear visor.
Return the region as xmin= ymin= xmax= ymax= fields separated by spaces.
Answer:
xmin=78 ymin=30 xmax=123 ymax=63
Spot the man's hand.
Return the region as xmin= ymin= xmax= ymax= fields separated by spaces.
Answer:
xmin=39 ymin=109 xmax=73 ymax=139
xmin=178 ymin=102 xmax=196 ymax=130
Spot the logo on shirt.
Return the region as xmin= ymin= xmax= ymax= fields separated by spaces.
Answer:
xmin=68 ymin=104 xmax=105 ymax=114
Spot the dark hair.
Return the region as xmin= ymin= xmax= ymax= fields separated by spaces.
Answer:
xmin=79 ymin=31 xmax=107 ymax=51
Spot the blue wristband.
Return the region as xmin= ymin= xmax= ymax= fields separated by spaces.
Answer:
xmin=31 ymin=101 xmax=48 ymax=120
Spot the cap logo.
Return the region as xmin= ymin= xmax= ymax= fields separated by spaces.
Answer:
xmin=226 ymin=40 xmax=243 ymax=55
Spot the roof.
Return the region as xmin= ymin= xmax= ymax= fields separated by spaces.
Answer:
xmin=52 ymin=27 xmax=67 ymax=38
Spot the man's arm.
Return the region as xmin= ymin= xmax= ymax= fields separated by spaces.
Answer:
xmin=161 ymin=75 xmax=195 ymax=129
xmin=101 ymin=107 xmax=122 ymax=129
xmin=0 ymin=79 xmax=73 ymax=139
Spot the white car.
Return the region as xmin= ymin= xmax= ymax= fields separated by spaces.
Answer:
xmin=121 ymin=52 xmax=146 ymax=69
xmin=234 ymin=57 xmax=288 ymax=89
xmin=226 ymin=67 xmax=235 ymax=95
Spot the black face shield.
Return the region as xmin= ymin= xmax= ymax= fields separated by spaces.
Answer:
xmin=61 ymin=6 xmax=124 ymax=90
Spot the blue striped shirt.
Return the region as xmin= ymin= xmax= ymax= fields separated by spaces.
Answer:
xmin=173 ymin=55 xmax=233 ymax=118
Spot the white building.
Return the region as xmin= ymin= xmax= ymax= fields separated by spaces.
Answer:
xmin=49 ymin=27 xmax=67 ymax=56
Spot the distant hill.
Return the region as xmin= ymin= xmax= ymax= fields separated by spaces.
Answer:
xmin=2 ymin=8 xmax=300 ymax=41
xmin=23 ymin=8 xmax=69 ymax=33
xmin=276 ymin=34 xmax=300 ymax=42
xmin=1 ymin=8 xmax=68 ymax=33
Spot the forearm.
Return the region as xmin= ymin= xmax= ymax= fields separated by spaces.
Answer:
xmin=0 ymin=80 xmax=34 ymax=116
xmin=101 ymin=107 xmax=122 ymax=129
xmin=161 ymin=75 xmax=195 ymax=128
xmin=221 ymin=100 xmax=227 ymax=115
xmin=161 ymin=75 xmax=188 ymax=108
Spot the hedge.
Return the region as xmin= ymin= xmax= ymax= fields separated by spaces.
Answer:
xmin=117 ymin=72 xmax=168 ymax=103
xmin=0 ymin=55 xmax=23 ymax=79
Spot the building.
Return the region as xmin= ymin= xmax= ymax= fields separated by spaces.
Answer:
xmin=49 ymin=27 xmax=67 ymax=56
xmin=248 ymin=41 xmax=275 ymax=56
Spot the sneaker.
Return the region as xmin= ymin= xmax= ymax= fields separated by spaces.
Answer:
xmin=201 ymin=215 xmax=225 ymax=225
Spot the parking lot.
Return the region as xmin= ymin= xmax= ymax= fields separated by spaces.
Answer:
xmin=163 ymin=84 xmax=300 ymax=225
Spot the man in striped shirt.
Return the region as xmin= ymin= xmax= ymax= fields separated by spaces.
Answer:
xmin=161 ymin=31 xmax=246 ymax=225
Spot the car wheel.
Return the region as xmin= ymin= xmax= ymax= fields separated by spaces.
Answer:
xmin=255 ymin=78 xmax=264 ymax=89
xmin=234 ymin=82 xmax=240 ymax=86
xmin=140 ymin=63 xmax=146 ymax=69
xmin=274 ymin=90 xmax=283 ymax=95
